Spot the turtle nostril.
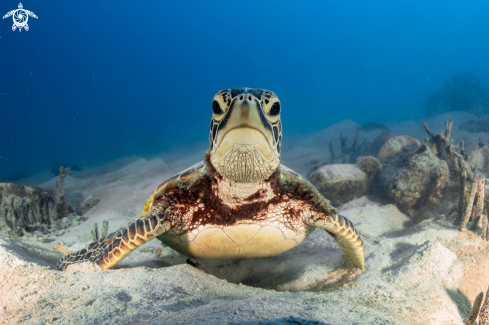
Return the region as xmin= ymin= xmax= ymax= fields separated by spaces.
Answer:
xmin=239 ymin=95 xmax=244 ymax=100
xmin=248 ymin=95 xmax=252 ymax=101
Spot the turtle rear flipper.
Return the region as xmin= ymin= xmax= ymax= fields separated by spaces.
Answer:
xmin=12 ymin=24 xmax=16 ymax=31
xmin=57 ymin=215 xmax=168 ymax=270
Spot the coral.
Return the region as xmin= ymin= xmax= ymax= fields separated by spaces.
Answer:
xmin=0 ymin=167 xmax=78 ymax=237
xmin=51 ymin=161 xmax=82 ymax=175
xmin=329 ymin=126 xmax=364 ymax=164
xmin=481 ymin=215 xmax=488 ymax=240
xmin=481 ymin=288 xmax=489 ymax=325
xmin=309 ymin=128 xmax=389 ymax=176
xmin=423 ymin=119 xmax=479 ymax=224
xmin=52 ymin=241 xmax=72 ymax=254
xmin=90 ymin=220 xmax=109 ymax=241
xmin=426 ymin=72 xmax=489 ymax=116
xmin=469 ymin=146 xmax=489 ymax=179
xmin=422 ymin=119 xmax=489 ymax=237
xmin=460 ymin=175 xmax=485 ymax=231
xmin=466 ymin=286 xmax=489 ymax=325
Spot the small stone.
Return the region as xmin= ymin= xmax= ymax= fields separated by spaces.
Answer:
xmin=378 ymin=135 xmax=420 ymax=160
xmin=309 ymin=164 xmax=368 ymax=205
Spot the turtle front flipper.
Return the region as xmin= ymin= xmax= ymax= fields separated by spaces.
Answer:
xmin=278 ymin=166 xmax=365 ymax=270
xmin=312 ymin=214 xmax=364 ymax=270
xmin=57 ymin=214 xmax=169 ymax=270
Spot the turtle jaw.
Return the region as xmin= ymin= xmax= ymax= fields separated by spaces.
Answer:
xmin=210 ymin=126 xmax=280 ymax=183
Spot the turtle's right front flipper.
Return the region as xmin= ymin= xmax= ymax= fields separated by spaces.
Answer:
xmin=57 ymin=214 xmax=169 ymax=270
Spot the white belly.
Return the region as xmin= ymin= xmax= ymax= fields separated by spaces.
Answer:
xmin=159 ymin=223 xmax=310 ymax=259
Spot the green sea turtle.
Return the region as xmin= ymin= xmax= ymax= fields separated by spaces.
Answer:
xmin=57 ymin=88 xmax=364 ymax=271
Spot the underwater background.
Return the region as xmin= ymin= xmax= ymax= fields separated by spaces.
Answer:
xmin=1 ymin=0 xmax=489 ymax=180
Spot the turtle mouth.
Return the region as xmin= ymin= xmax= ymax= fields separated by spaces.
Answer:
xmin=220 ymin=126 xmax=269 ymax=146
xmin=210 ymin=126 xmax=279 ymax=183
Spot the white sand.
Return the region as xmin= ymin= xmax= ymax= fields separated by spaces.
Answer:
xmin=1 ymin=113 xmax=489 ymax=324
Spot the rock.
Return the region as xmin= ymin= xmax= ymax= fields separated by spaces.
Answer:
xmin=355 ymin=156 xmax=382 ymax=176
xmin=393 ymin=145 xmax=449 ymax=212
xmin=375 ymin=143 xmax=418 ymax=197
xmin=309 ymin=164 xmax=368 ymax=206
xmin=360 ymin=121 xmax=389 ymax=132
xmin=377 ymin=135 xmax=420 ymax=160
xmin=376 ymin=144 xmax=449 ymax=219
xmin=310 ymin=158 xmax=382 ymax=206
xmin=470 ymin=146 xmax=489 ymax=178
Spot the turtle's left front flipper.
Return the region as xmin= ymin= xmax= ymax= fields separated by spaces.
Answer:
xmin=57 ymin=214 xmax=169 ymax=270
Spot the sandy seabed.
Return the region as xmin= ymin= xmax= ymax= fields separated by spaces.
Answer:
xmin=1 ymin=112 xmax=489 ymax=324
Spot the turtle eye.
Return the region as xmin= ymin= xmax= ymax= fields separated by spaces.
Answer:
xmin=212 ymin=100 xmax=223 ymax=115
xmin=269 ymin=102 xmax=281 ymax=116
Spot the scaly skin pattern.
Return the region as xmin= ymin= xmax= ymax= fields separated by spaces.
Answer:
xmin=57 ymin=88 xmax=364 ymax=271
xmin=57 ymin=215 xmax=168 ymax=270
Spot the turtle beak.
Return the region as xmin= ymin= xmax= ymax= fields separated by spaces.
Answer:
xmin=215 ymin=94 xmax=275 ymax=150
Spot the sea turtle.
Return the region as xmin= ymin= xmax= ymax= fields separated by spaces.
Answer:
xmin=3 ymin=3 xmax=38 ymax=32
xmin=57 ymin=88 xmax=365 ymax=271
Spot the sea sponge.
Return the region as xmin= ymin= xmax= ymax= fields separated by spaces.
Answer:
xmin=0 ymin=167 xmax=78 ymax=237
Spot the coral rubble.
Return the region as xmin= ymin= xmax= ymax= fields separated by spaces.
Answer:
xmin=0 ymin=167 xmax=78 ymax=238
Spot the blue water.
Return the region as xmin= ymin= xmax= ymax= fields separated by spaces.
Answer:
xmin=1 ymin=0 xmax=488 ymax=180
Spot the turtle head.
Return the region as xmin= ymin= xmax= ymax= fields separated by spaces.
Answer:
xmin=208 ymin=88 xmax=282 ymax=183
